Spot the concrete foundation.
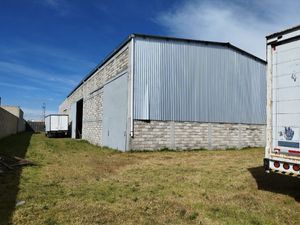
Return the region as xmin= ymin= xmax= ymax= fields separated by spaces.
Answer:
xmin=131 ymin=120 xmax=265 ymax=150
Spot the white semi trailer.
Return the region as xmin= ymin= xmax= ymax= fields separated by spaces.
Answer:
xmin=265 ymin=25 xmax=300 ymax=177
xmin=45 ymin=114 xmax=69 ymax=137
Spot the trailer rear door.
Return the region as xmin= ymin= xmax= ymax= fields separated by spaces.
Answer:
xmin=272 ymin=39 xmax=300 ymax=156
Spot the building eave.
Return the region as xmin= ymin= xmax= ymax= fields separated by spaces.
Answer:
xmin=67 ymin=33 xmax=266 ymax=98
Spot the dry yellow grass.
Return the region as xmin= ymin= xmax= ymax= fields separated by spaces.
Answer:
xmin=1 ymin=132 xmax=300 ymax=225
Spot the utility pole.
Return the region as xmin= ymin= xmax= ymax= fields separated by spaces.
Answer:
xmin=42 ymin=103 xmax=46 ymax=122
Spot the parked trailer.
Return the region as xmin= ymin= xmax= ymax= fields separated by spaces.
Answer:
xmin=265 ymin=25 xmax=300 ymax=177
xmin=45 ymin=114 xmax=69 ymax=137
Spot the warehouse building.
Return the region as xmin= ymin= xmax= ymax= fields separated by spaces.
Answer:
xmin=59 ymin=34 xmax=266 ymax=151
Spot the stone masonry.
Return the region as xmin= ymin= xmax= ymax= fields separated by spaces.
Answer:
xmin=82 ymin=89 xmax=103 ymax=145
xmin=59 ymin=43 xmax=130 ymax=146
xmin=131 ymin=120 xmax=266 ymax=150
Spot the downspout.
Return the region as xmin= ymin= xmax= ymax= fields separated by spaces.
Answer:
xmin=130 ymin=36 xmax=135 ymax=137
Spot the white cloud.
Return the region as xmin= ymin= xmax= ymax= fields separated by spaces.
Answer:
xmin=0 ymin=41 xmax=95 ymax=91
xmin=157 ymin=0 xmax=300 ymax=59
xmin=0 ymin=41 xmax=96 ymax=74
xmin=0 ymin=81 xmax=41 ymax=91
xmin=0 ymin=61 xmax=78 ymax=87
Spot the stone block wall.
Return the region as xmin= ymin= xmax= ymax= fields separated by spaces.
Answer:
xmin=59 ymin=43 xmax=130 ymax=145
xmin=131 ymin=120 xmax=266 ymax=150
xmin=82 ymin=89 xmax=103 ymax=145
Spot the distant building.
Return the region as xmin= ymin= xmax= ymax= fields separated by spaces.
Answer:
xmin=59 ymin=34 xmax=266 ymax=151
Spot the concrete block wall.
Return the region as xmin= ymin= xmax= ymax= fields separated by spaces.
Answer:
xmin=18 ymin=119 xmax=26 ymax=133
xmin=131 ymin=120 xmax=266 ymax=150
xmin=1 ymin=106 xmax=23 ymax=118
xmin=0 ymin=107 xmax=24 ymax=139
xmin=1 ymin=106 xmax=26 ymax=133
xmin=59 ymin=44 xmax=130 ymax=145
xmin=172 ymin=122 xmax=210 ymax=149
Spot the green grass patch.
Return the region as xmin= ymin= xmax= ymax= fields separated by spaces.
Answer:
xmin=0 ymin=132 xmax=300 ymax=225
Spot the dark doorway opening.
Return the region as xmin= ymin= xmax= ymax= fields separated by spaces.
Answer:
xmin=76 ymin=99 xmax=83 ymax=139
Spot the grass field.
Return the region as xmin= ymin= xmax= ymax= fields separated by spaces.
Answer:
xmin=0 ymin=132 xmax=300 ymax=225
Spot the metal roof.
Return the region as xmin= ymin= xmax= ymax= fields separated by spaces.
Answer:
xmin=266 ymin=24 xmax=300 ymax=39
xmin=67 ymin=33 xmax=266 ymax=98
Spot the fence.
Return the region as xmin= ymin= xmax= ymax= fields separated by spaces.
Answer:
xmin=26 ymin=121 xmax=45 ymax=133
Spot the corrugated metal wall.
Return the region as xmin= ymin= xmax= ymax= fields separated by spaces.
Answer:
xmin=133 ymin=38 xmax=266 ymax=124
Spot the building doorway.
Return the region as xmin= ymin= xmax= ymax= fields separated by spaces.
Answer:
xmin=76 ymin=99 xmax=83 ymax=139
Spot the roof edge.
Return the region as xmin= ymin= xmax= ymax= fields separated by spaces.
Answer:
xmin=133 ymin=33 xmax=266 ymax=64
xmin=67 ymin=34 xmax=133 ymax=97
xmin=132 ymin=33 xmax=229 ymax=46
xmin=266 ymin=24 xmax=300 ymax=39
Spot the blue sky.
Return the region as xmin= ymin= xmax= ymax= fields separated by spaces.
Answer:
xmin=0 ymin=0 xmax=299 ymax=120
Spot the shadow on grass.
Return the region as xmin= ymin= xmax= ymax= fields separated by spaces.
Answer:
xmin=0 ymin=132 xmax=33 ymax=225
xmin=248 ymin=166 xmax=300 ymax=202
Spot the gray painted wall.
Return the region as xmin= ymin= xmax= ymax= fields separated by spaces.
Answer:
xmin=133 ymin=37 xmax=266 ymax=124
xmin=102 ymin=73 xmax=128 ymax=151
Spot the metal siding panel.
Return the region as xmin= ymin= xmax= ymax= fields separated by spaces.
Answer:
xmin=134 ymin=38 xmax=266 ymax=124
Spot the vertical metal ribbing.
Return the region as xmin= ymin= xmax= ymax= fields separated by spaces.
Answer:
xmin=133 ymin=37 xmax=266 ymax=124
